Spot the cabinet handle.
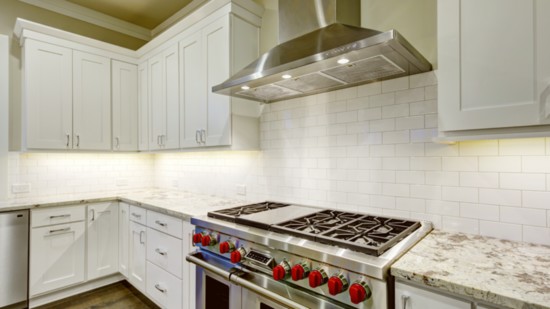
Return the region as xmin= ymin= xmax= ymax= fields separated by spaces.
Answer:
xmin=157 ymin=135 xmax=160 ymax=146
xmin=541 ymin=83 xmax=550 ymax=120
xmin=155 ymin=248 xmax=167 ymax=256
xmin=139 ymin=230 xmax=145 ymax=244
xmin=155 ymin=220 xmax=167 ymax=227
xmin=131 ymin=213 xmax=142 ymax=218
xmin=195 ymin=130 xmax=200 ymax=144
xmin=115 ymin=137 xmax=120 ymax=149
xmin=76 ymin=135 xmax=80 ymax=147
xmin=66 ymin=134 xmax=70 ymax=147
xmin=90 ymin=209 xmax=95 ymax=221
xmin=49 ymin=227 xmax=71 ymax=234
xmin=154 ymin=284 xmax=166 ymax=293
xmin=402 ymin=295 xmax=410 ymax=309
xmin=50 ymin=214 xmax=70 ymax=219
xmin=200 ymin=129 xmax=206 ymax=143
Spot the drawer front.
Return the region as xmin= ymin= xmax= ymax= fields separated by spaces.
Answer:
xmin=147 ymin=228 xmax=182 ymax=278
xmin=146 ymin=261 xmax=182 ymax=309
xmin=31 ymin=205 xmax=85 ymax=227
xmin=147 ymin=211 xmax=182 ymax=239
xmin=129 ymin=206 xmax=146 ymax=225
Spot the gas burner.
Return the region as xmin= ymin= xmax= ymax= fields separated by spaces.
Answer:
xmin=208 ymin=202 xmax=289 ymax=222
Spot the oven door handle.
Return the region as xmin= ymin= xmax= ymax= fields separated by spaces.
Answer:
xmin=186 ymin=252 xmax=309 ymax=309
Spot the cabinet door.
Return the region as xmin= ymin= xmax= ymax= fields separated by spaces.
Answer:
xmin=112 ymin=60 xmax=138 ymax=151
xmin=203 ymin=17 xmax=231 ymax=146
xmin=129 ymin=221 xmax=147 ymax=292
xmin=24 ymin=39 xmax=72 ymax=150
xmin=119 ymin=202 xmax=130 ymax=277
xmin=149 ymin=53 xmax=165 ymax=150
xmin=163 ymin=45 xmax=180 ymax=150
xmin=73 ymin=51 xmax=111 ymax=150
xmin=395 ymin=282 xmax=471 ymax=309
xmin=182 ymin=220 xmax=196 ymax=309
xmin=30 ymin=221 xmax=85 ymax=296
xmin=180 ymin=31 xmax=206 ymax=148
xmin=439 ymin=0 xmax=542 ymax=131
xmin=138 ymin=62 xmax=149 ymax=151
xmin=87 ymin=202 xmax=119 ymax=280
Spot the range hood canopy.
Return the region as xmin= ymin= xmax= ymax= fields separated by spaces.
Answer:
xmin=213 ymin=0 xmax=432 ymax=103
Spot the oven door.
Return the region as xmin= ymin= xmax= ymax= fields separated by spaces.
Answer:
xmin=242 ymin=289 xmax=293 ymax=309
xmin=195 ymin=262 xmax=242 ymax=309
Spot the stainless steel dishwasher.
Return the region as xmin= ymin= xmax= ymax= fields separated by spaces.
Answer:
xmin=0 ymin=210 xmax=29 ymax=309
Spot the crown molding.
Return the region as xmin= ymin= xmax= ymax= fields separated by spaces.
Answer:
xmin=151 ymin=0 xmax=209 ymax=37
xmin=19 ymin=0 xmax=152 ymax=41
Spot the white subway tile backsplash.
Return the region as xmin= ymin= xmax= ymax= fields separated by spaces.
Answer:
xmin=442 ymin=186 xmax=478 ymax=203
xmin=522 ymin=226 xmax=550 ymax=246
xmin=410 ymin=100 xmax=437 ymax=115
xmin=395 ymin=144 xmax=425 ymax=156
xmin=442 ymin=157 xmax=478 ymax=172
xmin=459 ymin=203 xmax=499 ymax=221
xmin=410 ymin=72 xmax=437 ymax=88
xmin=383 ymin=131 xmax=410 ymax=144
xmin=479 ymin=188 xmax=522 ymax=207
xmin=395 ymin=116 xmax=424 ymax=130
xmin=425 ymin=171 xmax=459 ymax=186
xmin=522 ymin=156 xmax=550 ymax=173
xmin=410 ymin=184 xmax=442 ymax=200
xmin=442 ymin=216 xmax=479 ymax=234
xmin=357 ymin=82 xmax=382 ymax=97
xmin=395 ymin=88 xmax=425 ymax=104
xmin=459 ymin=172 xmax=499 ymax=188
xmin=500 ymin=173 xmax=546 ymax=191
xmin=500 ymin=206 xmax=547 ymax=227
xmin=369 ymin=93 xmax=395 ymax=107
xmin=369 ymin=119 xmax=395 ymax=132
xmin=522 ymin=191 xmax=550 ymax=209
xmin=459 ymin=140 xmax=499 ymax=156
xmin=383 ymin=183 xmax=410 ymax=197
xmin=410 ymin=157 xmax=442 ymax=171
xmin=499 ymin=138 xmax=546 ymax=156
xmin=382 ymin=76 xmax=408 ymax=93
xmin=479 ymin=156 xmax=522 ymax=172
xmin=396 ymin=197 xmax=425 ymax=212
xmin=426 ymin=200 xmax=459 ymax=216
xmin=382 ymin=103 xmax=410 ymax=118
xmin=396 ymin=171 xmax=425 ymax=184
xmin=479 ymin=221 xmax=522 ymax=242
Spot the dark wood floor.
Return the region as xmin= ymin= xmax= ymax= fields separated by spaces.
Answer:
xmin=36 ymin=281 xmax=160 ymax=309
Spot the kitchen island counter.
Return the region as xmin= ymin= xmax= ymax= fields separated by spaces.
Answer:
xmin=391 ymin=230 xmax=550 ymax=309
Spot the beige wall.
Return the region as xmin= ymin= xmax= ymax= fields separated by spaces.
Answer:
xmin=361 ymin=0 xmax=437 ymax=68
xmin=0 ymin=0 xmax=147 ymax=150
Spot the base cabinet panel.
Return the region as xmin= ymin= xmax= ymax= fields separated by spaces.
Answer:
xmin=395 ymin=282 xmax=471 ymax=309
xmin=119 ymin=203 xmax=130 ymax=277
xmin=146 ymin=261 xmax=182 ymax=309
xmin=87 ymin=202 xmax=119 ymax=280
xmin=128 ymin=221 xmax=147 ymax=292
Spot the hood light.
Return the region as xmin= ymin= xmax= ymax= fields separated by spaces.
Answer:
xmin=337 ymin=58 xmax=350 ymax=64
xmin=241 ymin=85 xmax=250 ymax=90
xmin=282 ymin=74 xmax=292 ymax=79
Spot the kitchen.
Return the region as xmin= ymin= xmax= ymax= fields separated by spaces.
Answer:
xmin=0 ymin=0 xmax=549 ymax=308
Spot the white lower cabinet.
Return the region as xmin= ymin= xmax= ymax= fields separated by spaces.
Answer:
xmin=119 ymin=203 xmax=130 ymax=277
xmin=30 ymin=220 xmax=86 ymax=296
xmin=182 ymin=220 xmax=196 ymax=309
xmin=129 ymin=220 xmax=147 ymax=292
xmin=395 ymin=281 xmax=471 ymax=309
xmin=87 ymin=202 xmax=119 ymax=280
xmin=146 ymin=262 xmax=183 ymax=309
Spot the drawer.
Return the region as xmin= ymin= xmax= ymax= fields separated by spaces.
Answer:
xmin=31 ymin=205 xmax=85 ymax=228
xmin=146 ymin=261 xmax=182 ymax=309
xmin=147 ymin=211 xmax=182 ymax=239
xmin=147 ymin=228 xmax=182 ymax=278
xmin=129 ymin=206 xmax=146 ymax=225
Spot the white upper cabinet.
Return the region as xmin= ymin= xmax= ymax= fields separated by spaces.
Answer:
xmin=138 ymin=62 xmax=149 ymax=151
xmin=438 ymin=0 xmax=550 ymax=134
xmin=24 ymin=39 xmax=72 ymax=150
xmin=72 ymin=51 xmax=111 ymax=150
xmin=87 ymin=202 xmax=119 ymax=280
xmin=112 ymin=60 xmax=138 ymax=151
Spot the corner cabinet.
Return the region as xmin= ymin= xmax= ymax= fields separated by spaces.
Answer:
xmin=438 ymin=0 xmax=550 ymax=138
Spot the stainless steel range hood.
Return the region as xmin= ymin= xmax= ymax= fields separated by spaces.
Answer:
xmin=213 ymin=0 xmax=432 ymax=103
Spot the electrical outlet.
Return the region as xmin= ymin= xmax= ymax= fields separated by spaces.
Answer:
xmin=11 ymin=183 xmax=31 ymax=194
xmin=236 ymin=184 xmax=247 ymax=196
xmin=116 ymin=178 xmax=128 ymax=187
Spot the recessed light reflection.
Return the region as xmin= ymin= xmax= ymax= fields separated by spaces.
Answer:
xmin=282 ymin=74 xmax=292 ymax=79
xmin=337 ymin=58 xmax=350 ymax=64
xmin=241 ymin=86 xmax=250 ymax=90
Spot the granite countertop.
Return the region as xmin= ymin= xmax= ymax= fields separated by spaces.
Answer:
xmin=0 ymin=188 xmax=247 ymax=220
xmin=391 ymin=230 xmax=550 ymax=309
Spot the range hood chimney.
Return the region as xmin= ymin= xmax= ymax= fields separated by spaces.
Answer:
xmin=213 ymin=0 xmax=432 ymax=103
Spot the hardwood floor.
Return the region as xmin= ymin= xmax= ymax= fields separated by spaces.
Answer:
xmin=36 ymin=281 xmax=160 ymax=309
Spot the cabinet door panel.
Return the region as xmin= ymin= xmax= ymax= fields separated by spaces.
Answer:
xmin=24 ymin=40 xmax=72 ymax=149
xmin=112 ymin=60 xmax=138 ymax=151
xmin=537 ymin=0 xmax=550 ymax=123
xmin=30 ymin=221 xmax=85 ymax=296
xmin=149 ymin=54 xmax=164 ymax=150
xmin=395 ymin=282 xmax=471 ymax=309
xmin=180 ymin=32 xmax=206 ymax=148
xmin=87 ymin=202 xmax=119 ymax=280
xmin=204 ymin=17 xmax=231 ymax=146
xmin=138 ymin=62 xmax=149 ymax=151
xmin=128 ymin=221 xmax=147 ymax=292
xmin=73 ymin=51 xmax=111 ymax=150
xmin=182 ymin=220 xmax=196 ymax=309
xmin=164 ymin=45 xmax=180 ymax=149
xmin=119 ymin=203 xmax=130 ymax=277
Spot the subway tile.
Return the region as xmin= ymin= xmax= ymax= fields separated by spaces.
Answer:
xmin=410 ymin=71 xmax=437 ymax=88
xmin=382 ymin=103 xmax=410 ymax=118
xmin=425 ymin=85 xmax=438 ymax=100
xmin=442 ymin=186 xmax=478 ymax=203
xmin=396 ymin=171 xmax=425 ymax=184
xmin=383 ymin=209 xmax=410 ymax=218
xmin=523 ymin=226 xmax=550 ymax=246
xmin=369 ymin=119 xmax=395 ymax=132
xmin=425 ymin=143 xmax=460 ymax=156
xmin=358 ymin=158 xmax=382 ymax=170
xmin=357 ymin=182 xmax=383 ymax=195
xmin=500 ymin=173 xmax=546 ymax=191
xmin=395 ymin=116 xmax=424 ymax=130
xmin=347 ymin=193 xmax=370 ymax=205
xmin=522 ymin=191 xmax=550 ymax=209
xmin=442 ymin=157 xmax=478 ymax=172
xmin=383 ymin=130 xmax=410 ymax=144
xmin=410 ymin=100 xmax=437 ymax=115
xmin=479 ymin=221 xmax=522 ymax=242
xmin=358 ymin=132 xmax=383 ymax=145
xmin=442 ymin=216 xmax=479 ymax=234
xmin=395 ymin=88 xmax=425 ymax=104
xmin=369 ymin=93 xmax=395 ymax=107
xmin=370 ymin=195 xmax=396 ymax=209
xmin=382 ymin=76 xmax=409 ymax=93
xmin=382 ymin=157 xmax=410 ymax=171
xmin=426 ymin=200 xmax=459 ymax=216
xmin=424 ymin=114 xmax=438 ymax=128
xmin=383 ymin=183 xmax=410 ymax=197
xmin=425 ymin=171 xmax=459 ymax=186
xmin=459 ymin=203 xmax=499 ymax=221
xmin=459 ymin=172 xmax=499 ymax=188
xmin=499 ymin=138 xmax=546 ymax=155
xmin=410 ymin=128 xmax=437 ymax=143
xmin=479 ymin=156 xmax=521 ymax=172
xmin=396 ymin=197 xmax=426 ymax=212
xmin=347 ymin=97 xmax=370 ymax=111
xmin=357 ymin=82 xmax=382 ymax=97
xmin=410 ymin=184 xmax=442 ymax=200
xmin=396 ymin=144 xmax=425 ymax=156
xmin=479 ymin=188 xmax=521 ymax=206
xmin=358 ymin=107 xmax=382 ymax=121
xmin=410 ymin=157 xmax=442 ymax=171
xmin=337 ymin=134 xmax=357 ymax=146
xmin=336 ymin=111 xmax=358 ymax=123
xmin=336 ymin=87 xmax=357 ymax=101
xmin=459 ymin=140 xmax=499 ymax=156
xmin=370 ymin=170 xmax=396 ymax=183
xmin=522 ymin=156 xmax=550 ymax=173
xmin=500 ymin=206 xmax=547 ymax=226
xmin=411 ymin=213 xmax=442 ymax=229
xmin=370 ymin=145 xmax=395 ymax=157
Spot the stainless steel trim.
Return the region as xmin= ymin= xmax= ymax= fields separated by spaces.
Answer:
xmin=139 ymin=230 xmax=145 ymax=244
xmin=155 ymin=220 xmax=167 ymax=227
xmin=154 ymin=284 xmax=166 ymax=293
xmin=48 ymin=227 xmax=71 ymax=234
xmin=155 ymin=248 xmax=167 ymax=256
xmin=49 ymin=214 xmax=70 ymax=219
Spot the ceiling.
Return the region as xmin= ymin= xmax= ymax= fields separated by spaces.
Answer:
xmin=67 ymin=0 xmax=194 ymax=29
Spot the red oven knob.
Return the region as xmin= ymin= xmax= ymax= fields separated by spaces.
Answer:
xmin=349 ymin=280 xmax=372 ymax=304
xmin=308 ymin=268 xmax=328 ymax=288
xmin=230 ymin=247 xmax=247 ymax=263
xmin=291 ymin=262 xmax=310 ymax=281
xmin=272 ymin=261 xmax=290 ymax=281
xmin=328 ymin=273 xmax=348 ymax=295
xmin=219 ymin=241 xmax=235 ymax=254
xmin=192 ymin=233 xmax=203 ymax=244
xmin=201 ymin=234 xmax=217 ymax=247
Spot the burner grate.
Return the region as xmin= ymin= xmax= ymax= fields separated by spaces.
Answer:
xmin=208 ymin=202 xmax=290 ymax=222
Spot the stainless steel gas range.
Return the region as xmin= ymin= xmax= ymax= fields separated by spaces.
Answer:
xmin=186 ymin=202 xmax=432 ymax=309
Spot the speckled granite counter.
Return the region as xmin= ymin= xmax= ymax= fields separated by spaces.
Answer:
xmin=0 ymin=188 xmax=247 ymax=220
xmin=391 ymin=230 xmax=550 ymax=309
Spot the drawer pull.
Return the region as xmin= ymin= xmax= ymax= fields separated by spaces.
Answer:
xmin=402 ymin=295 xmax=410 ymax=309
xmin=50 ymin=214 xmax=70 ymax=219
xmin=49 ymin=227 xmax=71 ymax=234
xmin=154 ymin=284 xmax=167 ymax=293
xmin=131 ymin=213 xmax=142 ymax=218
xmin=155 ymin=220 xmax=167 ymax=227
xmin=155 ymin=248 xmax=167 ymax=256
